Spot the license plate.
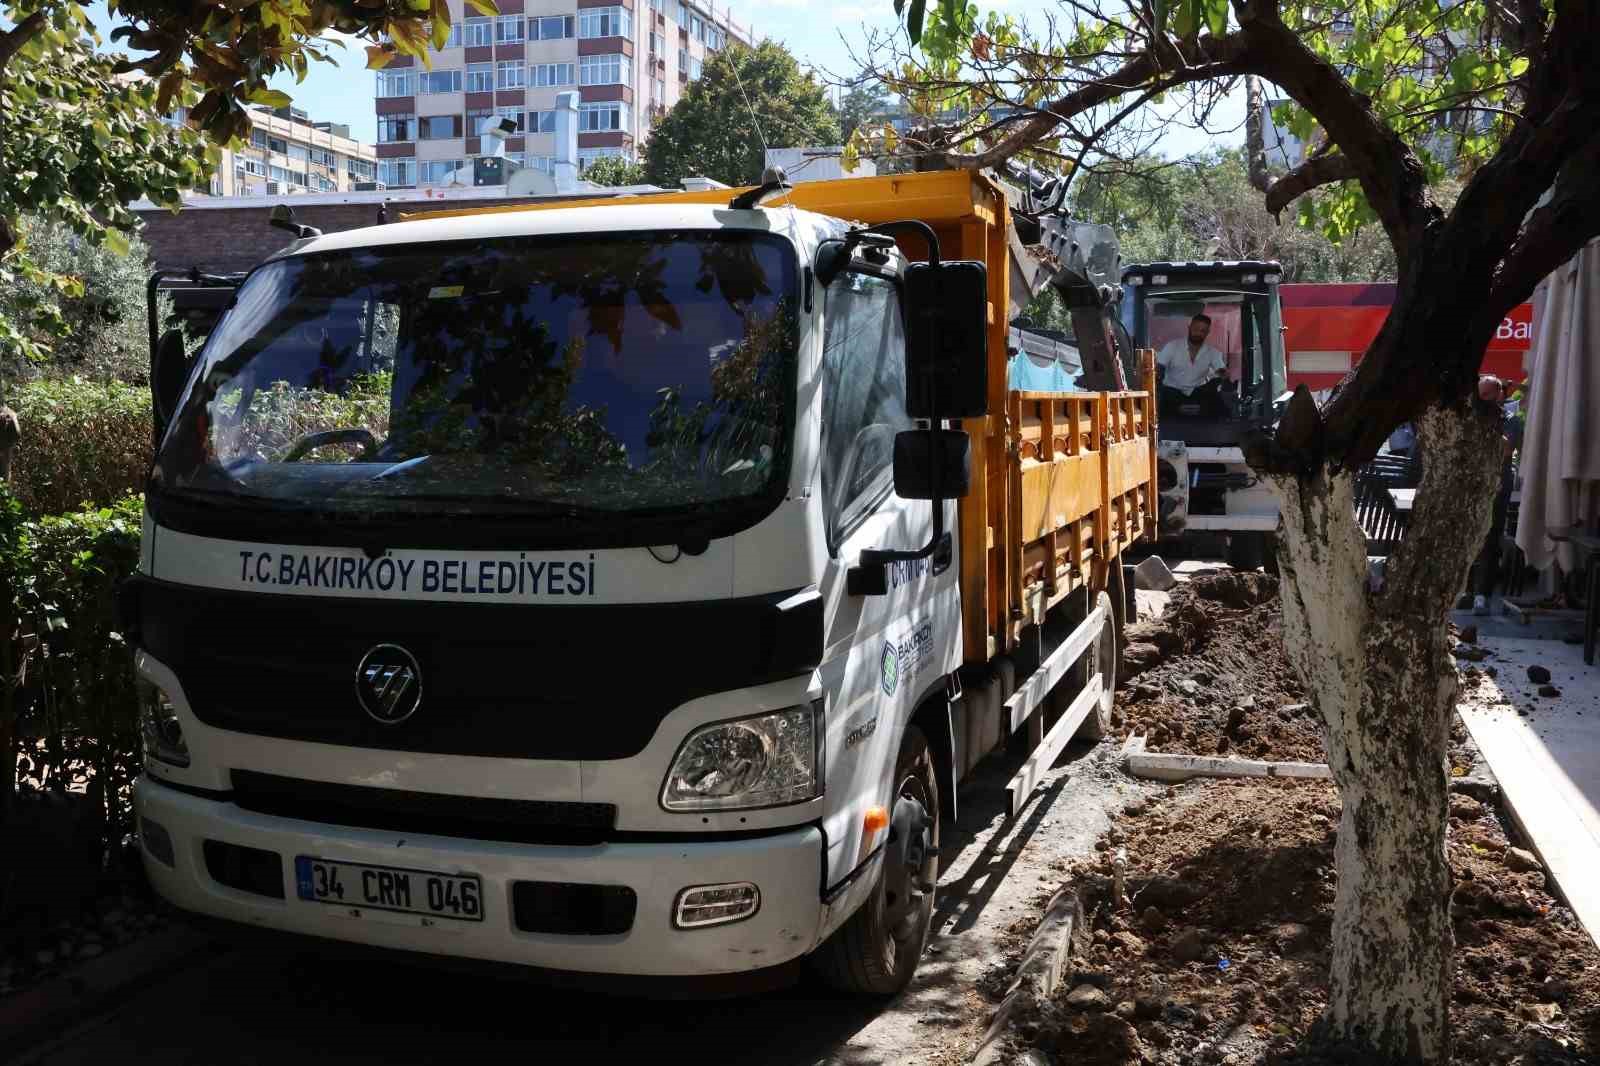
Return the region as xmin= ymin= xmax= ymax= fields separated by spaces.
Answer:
xmin=294 ymin=856 xmax=484 ymax=923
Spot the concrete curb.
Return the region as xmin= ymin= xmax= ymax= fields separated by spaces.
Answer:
xmin=1117 ymin=734 xmax=1333 ymax=783
xmin=970 ymin=885 xmax=1084 ymax=1066
xmin=2 ymin=922 xmax=216 ymax=1064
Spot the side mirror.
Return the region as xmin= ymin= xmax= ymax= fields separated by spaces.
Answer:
xmin=904 ymin=260 xmax=988 ymax=420
xmin=893 ymin=429 xmax=971 ymax=500
xmin=151 ymin=328 xmax=190 ymax=437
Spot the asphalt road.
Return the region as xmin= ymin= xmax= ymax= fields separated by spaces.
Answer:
xmin=20 ymin=741 xmax=1151 ymax=1066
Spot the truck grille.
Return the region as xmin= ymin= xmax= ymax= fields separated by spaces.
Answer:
xmin=230 ymin=770 xmax=616 ymax=846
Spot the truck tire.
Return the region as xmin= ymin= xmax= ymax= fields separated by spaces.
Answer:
xmin=1076 ymin=591 xmax=1119 ymax=741
xmin=811 ymin=726 xmax=940 ymax=998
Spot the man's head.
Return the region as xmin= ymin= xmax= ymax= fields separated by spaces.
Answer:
xmin=1188 ymin=314 xmax=1212 ymax=346
xmin=1478 ymin=375 xmax=1506 ymax=404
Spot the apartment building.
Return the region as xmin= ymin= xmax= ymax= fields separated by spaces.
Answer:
xmin=372 ymin=0 xmax=751 ymax=189
xmin=164 ymin=104 xmax=379 ymax=196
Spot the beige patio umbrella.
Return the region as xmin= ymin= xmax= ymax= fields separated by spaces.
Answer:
xmin=1516 ymin=237 xmax=1600 ymax=574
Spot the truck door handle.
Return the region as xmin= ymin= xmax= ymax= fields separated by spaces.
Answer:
xmin=931 ymin=532 xmax=953 ymax=577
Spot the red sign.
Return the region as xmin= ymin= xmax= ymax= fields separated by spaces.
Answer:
xmin=1280 ymin=283 xmax=1533 ymax=390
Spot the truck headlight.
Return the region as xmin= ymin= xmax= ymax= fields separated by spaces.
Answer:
xmin=139 ymin=680 xmax=190 ymax=768
xmin=661 ymin=705 xmax=822 ymax=812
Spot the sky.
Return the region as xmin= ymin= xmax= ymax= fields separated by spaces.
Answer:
xmin=79 ymin=0 xmax=1241 ymax=156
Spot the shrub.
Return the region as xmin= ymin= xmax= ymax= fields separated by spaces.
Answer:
xmin=3 ymin=493 xmax=144 ymax=858
xmin=2 ymin=216 xmax=155 ymax=386
xmin=9 ymin=377 xmax=153 ymax=516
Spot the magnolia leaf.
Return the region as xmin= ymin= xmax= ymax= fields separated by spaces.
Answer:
xmin=247 ymin=86 xmax=293 ymax=107
xmin=882 ymin=122 xmax=899 ymax=154
xmin=906 ymin=0 xmax=927 ymax=43
xmin=102 ymin=230 xmax=131 ymax=257
xmin=463 ymin=0 xmax=499 ymax=15
xmin=365 ymin=43 xmax=394 ymax=68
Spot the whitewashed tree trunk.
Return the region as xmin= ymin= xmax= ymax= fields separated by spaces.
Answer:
xmin=1267 ymin=405 xmax=1504 ymax=1064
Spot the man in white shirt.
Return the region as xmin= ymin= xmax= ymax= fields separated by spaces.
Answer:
xmin=1156 ymin=313 xmax=1228 ymax=415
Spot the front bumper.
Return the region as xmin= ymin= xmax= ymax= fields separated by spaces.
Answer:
xmin=135 ymin=776 xmax=825 ymax=976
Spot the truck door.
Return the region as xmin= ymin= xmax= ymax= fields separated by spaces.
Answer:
xmin=815 ymin=269 xmax=959 ymax=896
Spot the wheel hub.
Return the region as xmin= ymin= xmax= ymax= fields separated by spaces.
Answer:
xmin=883 ymin=794 xmax=934 ymax=936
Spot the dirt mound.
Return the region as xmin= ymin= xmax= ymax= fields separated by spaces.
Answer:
xmin=1018 ymin=781 xmax=1600 ymax=1065
xmin=1119 ymin=576 xmax=1317 ymax=761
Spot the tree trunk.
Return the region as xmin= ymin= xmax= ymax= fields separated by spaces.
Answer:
xmin=1268 ymin=404 xmax=1504 ymax=1064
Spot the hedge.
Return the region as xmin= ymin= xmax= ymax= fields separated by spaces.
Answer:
xmin=4 ymin=493 xmax=144 ymax=855
xmin=9 ymin=378 xmax=152 ymax=517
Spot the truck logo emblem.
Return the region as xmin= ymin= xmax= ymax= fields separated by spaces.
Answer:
xmin=880 ymin=641 xmax=899 ymax=696
xmin=356 ymin=644 xmax=423 ymax=724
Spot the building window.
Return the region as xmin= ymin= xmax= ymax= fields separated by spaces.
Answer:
xmin=496 ymin=105 xmax=525 ymax=132
xmin=238 ymin=157 xmax=266 ymax=177
xmin=689 ymin=56 xmax=702 ymax=78
xmin=495 ymin=15 xmax=524 ymax=42
xmin=268 ymin=164 xmax=288 ymax=182
xmin=466 ymin=107 xmax=494 ymax=136
xmin=417 ymin=69 xmax=462 ymax=94
xmin=418 ymin=114 xmax=462 ymax=139
xmin=526 ymin=109 xmax=559 ymax=133
xmin=251 ymin=129 xmax=268 ymax=149
xmin=649 ymin=0 xmax=662 ymax=11
xmin=534 ymin=15 xmax=575 ymax=39
xmin=376 ymin=68 xmax=414 ymax=97
xmin=503 ymin=152 xmax=525 ymax=167
xmin=419 ymin=159 xmax=463 ymax=185
xmin=268 ymin=136 xmax=288 ymax=154
xmin=377 ymin=113 xmax=413 ymax=142
xmin=463 ymin=17 xmax=493 ymax=47
xmin=676 ymin=1 xmax=687 ymax=23
xmin=650 ymin=31 xmax=664 ymax=55
xmin=346 ymin=158 xmax=376 ymax=180
xmin=651 ymin=76 xmax=665 ymax=105
xmin=677 ymin=48 xmax=687 ymax=73
xmin=578 ymin=147 xmax=627 ymax=170
xmin=579 ymin=101 xmax=628 ymax=133
xmin=496 ymin=60 xmax=525 ymax=89
xmin=432 ymin=23 xmax=462 ymax=49
xmin=288 ymin=144 xmax=309 ymax=161
xmin=691 ymin=14 xmax=703 ymax=39
xmin=378 ymin=159 xmax=414 ymax=186
xmin=533 ymin=62 xmax=575 ymax=87
xmin=578 ymin=6 xmax=631 ymax=38
xmin=580 ymin=53 xmax=631 ymax=87
xmin=465 ymin=62 xmax=494 ymax=93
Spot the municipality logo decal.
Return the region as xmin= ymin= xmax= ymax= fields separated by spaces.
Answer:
xmin=880 ymin=641 xmax=900 ymax=696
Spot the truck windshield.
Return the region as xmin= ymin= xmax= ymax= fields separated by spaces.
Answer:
xmin=153 ymin=232 xmax=797 ymax=531
xmin=1141 ymin=288 xmax=1284 ymax=418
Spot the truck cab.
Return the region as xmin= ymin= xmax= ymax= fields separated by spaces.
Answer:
xmin=1121 ymin=261 xmax=1287 ymax=568
xmin=127 ymin=171 xmax=1155 ymax=995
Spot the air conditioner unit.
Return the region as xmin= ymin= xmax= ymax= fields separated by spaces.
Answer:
xmin=354 ymin=181 xmax=388 ymax=191
xmin=265 ymin=181 xmax=284 ymax=194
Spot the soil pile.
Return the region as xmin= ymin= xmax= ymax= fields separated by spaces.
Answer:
xmin=1119 ymin=574 xmax=1318 ymax=762
xmin=1012 ymin=781 xmax=1600 ymax=1065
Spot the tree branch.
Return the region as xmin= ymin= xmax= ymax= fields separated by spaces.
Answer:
xmin=1264 ymin=152 xmax=1358 ymax=218
xmin=0 ymin=11 xmax=46 ymax=76
xmin=1480 ymin=133 xmax=1600 ymax=330
xmin=1244 ymin=74 xmax=1269 ymax=194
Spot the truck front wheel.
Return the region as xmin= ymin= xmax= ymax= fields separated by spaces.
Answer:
xmin=812 ymin=725 xmax=940 ymax=997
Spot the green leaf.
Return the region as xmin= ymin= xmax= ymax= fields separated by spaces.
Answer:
xmin=907 ymin=0 xmax=927 ymax=43
xmin=246 ymin=87 xmax=293 ymax=107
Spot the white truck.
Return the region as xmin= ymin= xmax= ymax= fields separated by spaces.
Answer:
xmin=126 ymin=170 xmax=1156 ymax=993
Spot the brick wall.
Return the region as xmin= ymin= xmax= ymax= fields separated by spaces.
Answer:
xmin=134 ymin=197 xmax=561 ymax=274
